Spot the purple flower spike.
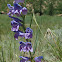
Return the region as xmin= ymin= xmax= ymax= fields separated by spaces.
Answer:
xmin=34 ymin=56 xmax=43 ymax=62
xmin=19 ymin=56 xmax=30 ymax=62
xmin=22 ymin=7 xmax=27 ymax=15
xmin=15 ymin=0 xmax=24 ymax=3
xmin=9 ymin=16 xmax=23 ymax=22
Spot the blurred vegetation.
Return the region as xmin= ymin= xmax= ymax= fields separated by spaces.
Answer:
xmin=0 ymin=0 xmax=62 ymax=15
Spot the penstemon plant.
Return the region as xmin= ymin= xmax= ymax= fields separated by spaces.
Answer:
xmin=7 ymin=0 xmax=43 ymax=62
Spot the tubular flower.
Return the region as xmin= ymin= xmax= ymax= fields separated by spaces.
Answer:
xmin=7 ymin=4 xmax=14 ymax=10
xmin=25 ymin=42 xmax=33 ymax=52
xmin=25 ymin=27 xmax=33 ymax=39
xmin=11 ymin=20 xmax=22 ymax=31
xmin=22 ymin=7 xmax=27 ymax=15
xmin=7 ymin=2 xmax=27 ymax=16
xmin=7 ymin=4 xmax=14 ymax=16
xmin=14 ymin=30 xmax=24 ymax=40
xmin=19 ymin=56 xmax=30 ymax=62
xmin=9 ymin=16 xmax=23 ymax=22
xmin=9 ymin=16 xmax=23 ymax=32
xmin=34 ymin=56 xmax=43 ymax=62
xmin=14 ymin=31 xmax=31 ymax=40
xmin=19 ymin=41 xmax=26 ymax=52
xmin=19 ymin=41 xmax=33 ymax=52
xmin=14 ymin=27 xmax=33 ymax=40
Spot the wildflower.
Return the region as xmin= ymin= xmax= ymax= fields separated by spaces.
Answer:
xmin=10 ymin=16 xmax=23 ymax=32
xmin=19 ymin=41 xmax=26 ymax=52
xmin=11 ymin=20 xmax=22 ymax=31
xmin=25 ymin=27 xmax=33 ymax=33
xmin=22 ymin=7 xmax=27 ymax=15
xmin=7 ymin=4 xmax=14 ymax=16
xmin=25 ymin=27 xmax=33 ymax=39
xmin=14 ymin=27 xmax=33 ymax=40
xmin=24 ymin=33 xmax=30 ymax=39
xmin=9 ymin=16 xmax=23 ymax=22
xmin=15 ymin=0 xmax=24 ymax=3
xmin=34 ymin=56 xmax=43 ymax=62
xmin=11 ymin=25 xmax=19 ymax=31
xmin=7 ymin=4 xmax=14 ymax=10
xmin=14 ymin=30 xmax=24 ymax=40
xmin=13 ymin=2 xmax=23 ymax=11
xmin=7 ymin=2 xmax=27 ymax=16
xmin=19 ymin=56 xmax=30 ymax=62
xmin=25 ymin=42 xmax=33 ymax=52
xmin=19 ymin=41 xmax=33 ymax=52
xmin=14 ymin=32 xmax=31 ymax=40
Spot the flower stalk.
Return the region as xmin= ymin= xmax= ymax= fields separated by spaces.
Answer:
xmin=7 ymin=0 xmax=43 ymax=62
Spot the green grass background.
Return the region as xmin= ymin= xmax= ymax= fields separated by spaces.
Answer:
xmin=0 ymin=14 xmax=62 ymax=62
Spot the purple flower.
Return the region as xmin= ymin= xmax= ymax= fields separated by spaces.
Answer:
xmin=18 ymin=27 xmax=33 ymax=39
xmin=22 ymin=7 xmax=27 ymax=15
xmin=7 ymin=3 xmax=27 ymax=16
xmin=9 ymin=16 xmax=23 ymax=23
xmin=11 ymin=20 xmax=22 ymax=26
xmin=25 ymin=27 xmax=33 ymax=33
xmin=19 ymin=41 xmax=33 ymax=52
xmin=25 ymin=42 xmax=33 ymax=52
xmin=15 ymin=0 xmax=24 ymax=3
xmin=12 ymin=27 xmax=33 ymax=40
xmin=11 ymin=20 xmax=22 ymax=31
xmin=19 ymin=56 xmax=30 ymax=62
xmin=7 ymin=4 xmax=14 ymax=10
xmin=7 ymin=4 xmax=14 ymax=16
xmin=13 ymin=2 xmax=23 ymax=10
xmin=14 ymin=32 xmax=31 ymax=40
xmin=11 ymin=25 xmax=19 ymax=31
xmin=25 ymin=27 xmax=33 ymax=39
xmin=14 ymin=30 xmax=24 ymax=40
xmin=19 ymin=41 xmax=26 ymax=51
xmin=34 ymin=56 xmax=43 ymax=62
xmin=24 ymin=33 xmax=30 ymax=39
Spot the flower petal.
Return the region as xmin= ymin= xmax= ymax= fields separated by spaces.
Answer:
xmin=9 ymin=16 xmax=23 ymax=22
xmin=22 ymin=7 xmax=27 ymax=15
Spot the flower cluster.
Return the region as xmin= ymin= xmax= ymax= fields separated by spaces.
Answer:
xmin=7 ymin=1 xmax=27 ymax=16
xmin=9 ymin=15 xmax=33 ymax=40
xmin=7 ymin=0 xmax=43 ymax=62
xmin=19 ymin=41 xmax=33 ymax=52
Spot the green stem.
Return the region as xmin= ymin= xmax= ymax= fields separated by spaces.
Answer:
xmin=30 ymin=14 xmax=33 ymax=28
xmin=22 ymin=15 xmax=33 ymax=61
